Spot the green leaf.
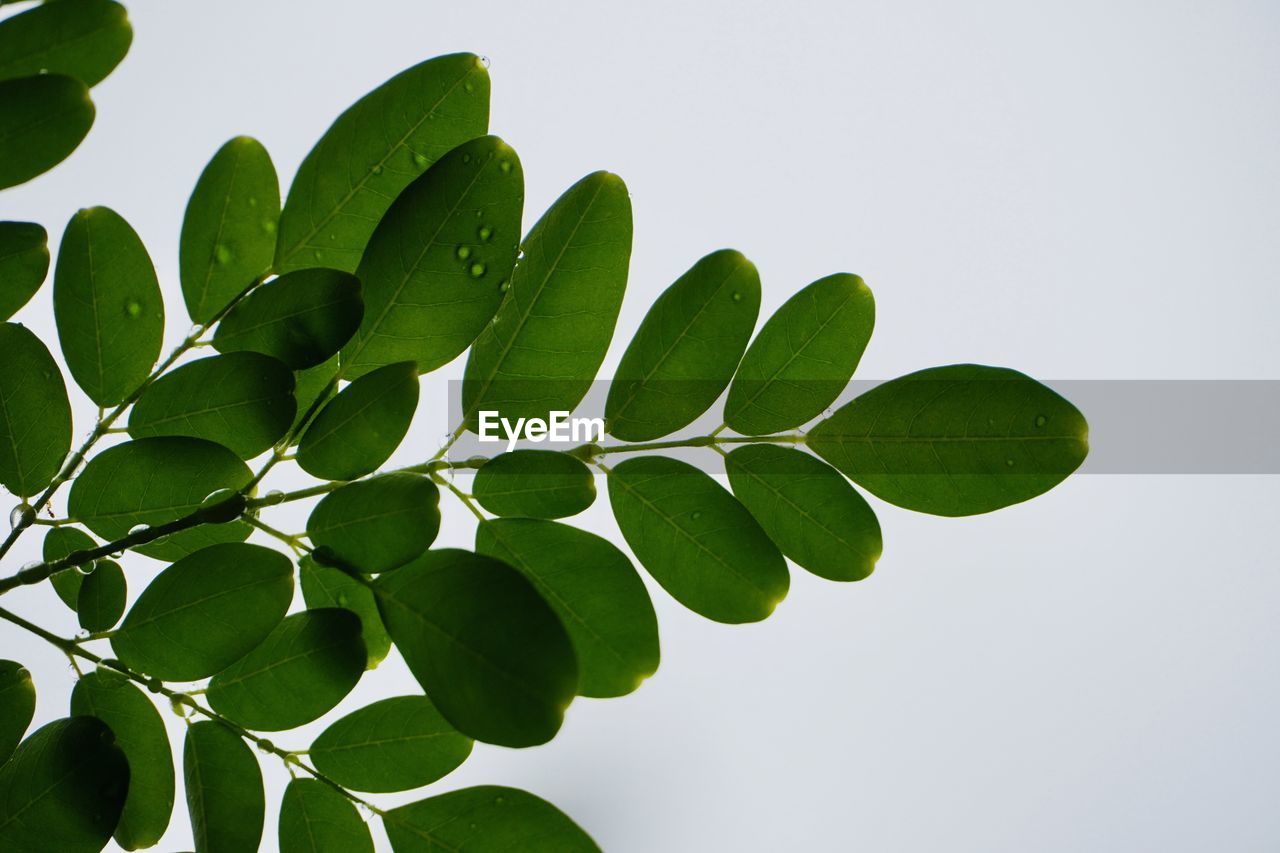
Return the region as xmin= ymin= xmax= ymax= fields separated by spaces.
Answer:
xmin=297 ymin=361 xmax=418 ymax=480
xmin=0 ymin=0 xmax=131 ymax=87
xmin=43 ymin=526 xmax=96 ymax=609
xmin=184 ymin=720 xmax=263 ymax=853
xmin=279 ymin=779 xmax=373 ymax=853
xmin=0 ymin=74 xmax=93 ymax=190
xmin=724 ymin=272 xmax=875 ymax=435
xmin=0 ymin=660 xmax=34 ymax=765
xmin=0 ymin=322 xmax=72 ymax=497
xmin=805 ymin=364 xmax=1090 ymax=516
xmin=76 ymin=558 xmax=125 ymax=632
xmin=0 ymin=717 xmax=128 ymax=853
xmin=725 ymin=444 xmax=881 ymax=582
xmin=472 ymin=450 xmax=595 ymax=519
xmin=275 ymin=52 xmax=490 ymax=274
xmin=605 ymin=249 xmax=760 ymax=441
xmin=70 ymin=671 xmax=174 ymax=850
xmin=214 ymin=268 xmax=363 ymax=371
xmin=69 ymin=437 xmax=253 ymax=560
xmin=310 ymin=696 xmax=472 ymax=793
xmin=307 ymin=473 xmax=439 ymax=574
xmin=0 ymin=222 xmax=49 ymax=320
xmin=207 ymin=609 xmax=366 ymax=731
xmin=53 ymin=207 xmax=164 ymax=406
xmin=111 ymin=543 xmax=293 ymax=681
xmin=338 ymin=135 xmax=523 ymax=378
xmin=462 ymin=171 xmax=633 ymax=428
xmin=128 ymin=352 xmax=296 ymax=459
xmin=477 ymin=518 xmax=659 ymax=698
xmin=374 ymin=549 xmax=578 ymax=747
xmin=300 ymin=556 xmax=391 ymax=668
xmin=607 ymin=455 xmax=789 ymax=623
xmin=180 ymin=137 xmax=280 ymax=324
xmin=289 ymin=356 xmax=339 ymax=441
xmin=384 ymin=786 xmax=599 ymax=853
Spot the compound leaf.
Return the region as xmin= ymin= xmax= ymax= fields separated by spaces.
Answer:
xmin=462 ymin=171 xmax=632 ymax=428
xmin=180 ymin=137 xmax=280 ymax=324
xmin=805 ymin=364 xmax=1090 ymax=516
xmin=76 ymin=558 xmax=125 ymax=632
xmin=54 ymin=207 xmax=164 ymax=406
xmin=214 ymin=268 xmax=362 ymax=370
xmin=279 ymin=779 xmax=373 ymax=853
xmin=375 ymin=549 xmax=578 ymax=748
xmin=0 ymin=0 xmax=131 ymax=87
xmin=298 ymin=361 xmax=418 ymax=480
xmin=310 ymin=696 xmax=472 ymax=793
xmin=338 ymin=135 xmax=522 ymax=378
xmin=607 ymin=455 xmax=788 ymax=623
xmin=300 ymin=556 xmax=391 ymax=668
xmin=43 ymin=526 xmax=96 ymax=609
xmin=477 ymin=518 xmax=659 ymax=698
xmin=207 ymin=609 xmax=366 ymax=731
xmin=605 ymin=249 xmax=759 ymax=441
xmin=70 ymin=670 xmax=174 ymax=850
xmin=111 ymin=543 xmax=293 ymax=681
xmin=0 ymin=74 xmax=93 ymax=190
xmin=276 ymin=53 xmax=489 ymax=274
xmin=307 ymin=473 xmax=439 ymax=574
xmin=724 ymin=272 xmax=874 ymax=435
xmin=0 ymin=222 xmax=49 ymax=320
xmin=725 ymin=444 xmax=881 ymax=582
xmin=472 ymin=450 xmax=595 ymax=519
xmin=383 ymin=786 xmax=599 ymax=853
xmin=0 ymin=660 xmax=34 ymax=765
xmin=0 ymin=322 xmax=71 ymax=497
xmin=184 ymin=720 xmax=263 ymax=853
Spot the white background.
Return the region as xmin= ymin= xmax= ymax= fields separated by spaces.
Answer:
xmin=2 ymin=1 xmax=1278 ymax=850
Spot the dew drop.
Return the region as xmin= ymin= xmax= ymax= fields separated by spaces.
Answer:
xmin=215 ymin=244 xmax=233 ymax=265
xmin=146 ymin=677 xmax=163 ymax=694
xmin=261 ymin=489 xmax=285 ymax=506
xmin=413 ymin=152 xmax=429 ymax=170
xmin=469 ymin=823 xmax=478 ymax=831
xmin=371 ymin=164 xmax=384 ymax=176
xmin=691 ymin=511 xmax=703 ymax=521
xmin=257 ymin=738 xmax=275 ymax=754
xmin=124 ymin=299 xmax=142 ymax=319
xmin=313 ymin=249 xmax=324 ymax=262
xmin=456 ymin=246 xmax=472 ymax=260
xmin=464 ymin=81 xmax=475 ymax=93
xmin=17 ymin=561 xmax=44 ymax=582
xmin=1034 ymin=414 xmax=1047 ymax=428
xmin=469 ymin=262 xmax=486 ymax=278
xmin=498 ymin=280 xmax=511 ymax=293
xmin=248 ymin=197 xmax=258 ymax=208
xmin=75 ymin=563 xmax=95 ymax=576
xmin=494 ymin=795 xmax=506 ymax=804
xmin=462 ymin=153 xmax=472 ymax=164
xmin=478 ymin=225 xmax=493 ymax=241
xmin=1005 ymin=458 xmax=1015 ymax=467
xmin=262 ymin=219 xmax=276 ymax=235
xmin=336 ymin=593 xmax=349 ymax=607
xmin=128 ymin=524 xmax=149 ymax=537
xmin=499 ymin=160 xmax=512 ymax=174
xmin=9 ymin=503 xmax=35 ymax=530
xmin=731 ymin=291 xmax=742 ymax=302
xmin=479 ymin=55 xmax=491 ymax=68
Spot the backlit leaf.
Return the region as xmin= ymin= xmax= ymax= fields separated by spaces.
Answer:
xmin=43 ymin=526 xmax=96 ymax=609
xmin=184 ymin=720 xmax=263 ymax=853
xmin=0 ymin=0 xmax=131 ymax=87
xmin=0 ymin=75 xmax=93 ymax=190
xmin=297 ymin=361 xmax=418 ymax=480
xmin=300 ymin=556 xmax=391 ymax=668
xmin=383 ymin=786 xmax=599 ymax=853
xmin=0 ymin=660 xmax=34 ymax=765
xmin=279 ymin=779 xmax=373 ymax=853
xmin=0 ymin=322 xmax=72 ymax=497
xmin=76 ymin=558 xmax=125 ymax=632
xmin=0 ymin=222 xmax=49 ymax=320
xmin=214 ymin=268 xmax=362 ymax=370
xmin=472 ymin=450 xmax=595 ymax=519
xmin=307 ymin=473 xmax=439 ymax=573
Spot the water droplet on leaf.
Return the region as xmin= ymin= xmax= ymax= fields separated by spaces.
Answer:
xmin=456 ymin=246 xmax=472 ymax=260
xmin=9 ymin=504 xmax=35 ymax=530
xmin=214 ymin=244 xmax=232 ymax=265
xmin=124 ymin=299 xmax=142 ymax=319
xmin=413 ymin=152 xmax=429 ymax=170
xmin=470 ymin=262 xmax=486 ymax=278
xmin=371 ymin=164 xmax=383 ymax=176
xmin=1034 ymin=414 xmax=1047 ymax=427
xmin=478 ymin=225 xmax=493 ymax=241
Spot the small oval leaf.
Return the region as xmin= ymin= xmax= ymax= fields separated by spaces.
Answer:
xmin=297 ymin=361 xmax=419 ymax=480
xmin=724 ymin=272 xmax=875 ymax=435
xmin=0 ymin=322 xmax=72 ymax=497
xmin=605 ymin=249 xmax=760 ymax=441
xmin=607 ymin=455 xmax=789 ymax=623
xmin=111 ymin=543 xmax=293 ymax=681
xmin=0 ymin=0 xmax=131 ymax=87
xmin=472 ymin=450 xmax=595 ymax=519
xmin=375 ymin=549 xmax=578 ymax=748
xmin=0 ymin=222 xmax=49 ymax=321
xmin=76 ymin=558 xmax=125 ymax=632
xmin=384 ymin=786 xmax=599 ymax=853
xmin=54 ymin=207 xmax=164 ymax=406
xmin=279 ymin=779 xmax=373 ymax=853
xmin=43 ymin=526 xmax=96 ymax=610
xmin=339 ymin=135 xmax=523 ymax=378
xmin=307 ymin=473 xmax=440 ymax=574
xmin=184 ymin=720 xmax=263 ymax=853
xmin=0 ymin=75 xmax=94 ymax=190
xmin=207 ymin=609 xmax=366 ymax=731
xmin=310 ymin=696 xmax=472 ymax=793
xmin=300 ymin=556 xmax=391 ymax=669
xmin=0 ymin=660 xmax=34 ymax=765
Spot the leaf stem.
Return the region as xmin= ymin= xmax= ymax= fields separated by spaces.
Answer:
xmin=433 ymin=472 xmax=486 ymax=522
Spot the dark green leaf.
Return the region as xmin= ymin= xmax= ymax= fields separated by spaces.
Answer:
xmin=310 ymin=696 xmax=472 ymax=793
xmin=76 ymin=558 xmax=125 ymax=632
xmin=279 ymin=779 xmax=373 ymax=853
xmin=0 ymin=322 xmax=71 ymax=497
xmin=805 ymin=364 xmax=1090 ymax=516
xmin=70 ymin=670 xmax=174 ymax=850
xmin=214 ymin=268 xmax=362 ymax=370
xmin=0 ymin=222 xmax=48 ymax=320
xmin=607 ymin=455 xmax=788 ymax=623
xmin=724 ymin=272 xmax=875 ymax=435
xmin=128 ymin=352 xmax=296 ymax=459
xmin=605 ymin=249 xmax=759 ymax=441
xmin=472 ymin=450 xmax=595 ymax=519
xmin=0 ymin=74 xmax=93 ymax=190
xmin=180 ymin=137 xmax=280 ymax=324
xmin=289 ymin=357 xmax=339 ymax=441
xmin=375 ymin=549 xmax=578 ymax=747
xmin=0 ymin=660 xmax=34 ymax=765
xmin=307 ymin=473 xmax=439 ymax=573
xmin=300 ymin=556 xmax=391 ymax=668
xmin=384 ymin=786 xmax=599 ymax=853
xmin=111 ymin=543 xmax=293 ymax=681
xmin=69 ymin=437 xmax=253 ymax=560
xmin=43 ymin=526 xmax=96 ymax=609
xmin=477 ymin=518 xmax=659 ymax=698
xmin=725 ymin=444 xmax=881 ymax=582
xmin=54 ymin=207 xmax=164 ymax=406
xmin=339 ymin=135 xmax=523 ymax=378
xmin=207 ymin=609 xmax=366 ymax=731
xmin=184 ymin=720 xmax=263 ymax=853
xmin=0 ymin=717 xmax=128 ymax=852
xmin=462 ymin=171 xmax=632 ymax=428
xmin=276 ymin=53 xmax=489 ymax=274
xmin=0 ymin=0 xmax=130 ymax=87
xmin=298 ymin=361 xmax=418 ymax=480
